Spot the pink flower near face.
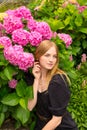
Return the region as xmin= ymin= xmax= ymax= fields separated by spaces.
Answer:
xmin=8 ymin=79 xmax=17 ymax=89
xmin=58 ymin=33 xmax=72 ymax=48
xmin=29 ymin=31 xmax=42 ymax=46
xmin=35 ymin=21 xmax=52 ymax=40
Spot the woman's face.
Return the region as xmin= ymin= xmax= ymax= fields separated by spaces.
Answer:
xmin=39 ymin=46 xmax=57 ymax=71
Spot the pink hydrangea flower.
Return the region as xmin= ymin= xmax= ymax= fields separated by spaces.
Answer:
xmin=0 ymin=36 xmax=12 ymax=48
xmin=27 ymin=18 xmax=37 ymax=31
xmin=3 ymin=15 xmax=23 ymax=34
xmin=81 ymin=53 xmax=86 ymax=62
xmin=58 ymin=33 xmax=72 ymax=48
xmin=12 ymin=29 xmax=30 ymax=46
xmin=6 ymin=9 xmax=15 ymax=15
xmin=35 ymin=21 xmax=52 ymax=40
xmin=13 ymin=6 xmax=33 ymax=20
xmin=29 ymin=31 xmax=42 ymax=46
xmin=4 ymin=45 xmax=24 ymax=66
xmin=78 ymin=6 xmax=87 ymax=13
xmin=4 ymin=44 xmax=34 ymax=70
xmin=18 ymin=52 xmax=34 ymax=71
xmin=8 ymin=79 xmax=17 ymax=89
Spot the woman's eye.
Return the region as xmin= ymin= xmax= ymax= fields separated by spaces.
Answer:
xmin=44 ymin=54 xmax=50 ymax=57
xmin=53 ymin=55 xmax=57 ymax=58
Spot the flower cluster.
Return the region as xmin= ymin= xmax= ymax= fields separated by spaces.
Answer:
xmin=77 ymin=6 xmax=87 ymax=13
xmin=8 ymin=79 xmax=18 ymax=89
xmin=57 ymin=33 xmax=72 ymax=48
xmin=0 ymin=6 xmax=73 ymax=71
xmin=0 ymin=6 xmax=52 ymax=71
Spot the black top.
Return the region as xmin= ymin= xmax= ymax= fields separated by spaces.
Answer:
xmin=36 ymin=74 xmax=77 ymax=129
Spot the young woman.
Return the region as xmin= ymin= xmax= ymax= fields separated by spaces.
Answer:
xmin=28 ymin=40 xmax=78 ymax=130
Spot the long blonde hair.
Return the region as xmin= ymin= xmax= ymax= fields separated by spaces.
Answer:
xmin=34 ymin=40 xmax=70 ymax=85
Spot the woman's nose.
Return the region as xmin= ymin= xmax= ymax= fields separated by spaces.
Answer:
xmin=49 ymin=56 xmax=54 ymax=61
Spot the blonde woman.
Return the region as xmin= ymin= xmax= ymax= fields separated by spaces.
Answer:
xmin=28 ymin=40 xmax=78 ymax=130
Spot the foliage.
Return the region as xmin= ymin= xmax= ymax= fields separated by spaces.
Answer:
xmin=68 ymin=73 xmax=87 ymax=130
xmin=0 ymin=0 xmax=87 ymax=129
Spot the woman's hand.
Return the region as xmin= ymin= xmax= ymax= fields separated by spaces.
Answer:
xmin=32 ymin=61 xmax=41 ymax=79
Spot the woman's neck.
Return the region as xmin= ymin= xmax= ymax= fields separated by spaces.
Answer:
xmin=40 ymin=68 xmax=48 ymax=79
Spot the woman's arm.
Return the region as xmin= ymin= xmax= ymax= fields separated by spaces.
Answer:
xmin=42 ymin=115 xmax=62 ymax=130
xmin=28 ymin=61 xmax=41 ymax=111
xmin=28 ymin=78 xmax=39 ymax=111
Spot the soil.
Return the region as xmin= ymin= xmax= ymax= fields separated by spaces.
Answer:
xmin=0 ymin=118 xmax=29 ymax=130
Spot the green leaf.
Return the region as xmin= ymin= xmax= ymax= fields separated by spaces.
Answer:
xmin=4 ymin=67 xmax=12 ymax=80
xmin=29 ymin=121 xmax=36 ymax=130
xmin=16 ymin=79 xmax=26 ymax=97
xmin=0 ymin=71 xmax=8 ymax=80
xmin=16 ymin=106 xmax=30 ymax=125
xmin=64 ymin=16 xmax=71 ymax=26
xmin=79 ymin=28 xmax=87 ymax=34
xmin=1 ymin=93 xmax=19 ymax=106
xmin=75 ymin=15 xmax=83 ymax=26
xmin=0 ymin=113 xmax=5 ymax=127
xmin=82 ymin=8 xmax=87 ymax=19
xmin=19 ymin=98 xmax=28 ymax=110
xmin=25 ymin=86 xmax=33 ymax=99
xmin=82 ymin=40 xmax=87 ymax=49
xmin=0 ymin=103 xmax=8 ymax=113
xmin=48 ymin=19 xmax=65 ymax=31
xmin=4 ymin=65 xmax=17 ymax=80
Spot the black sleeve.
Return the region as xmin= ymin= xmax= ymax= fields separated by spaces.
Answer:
xmin=48 ymin=74 xmax=70 ymax=116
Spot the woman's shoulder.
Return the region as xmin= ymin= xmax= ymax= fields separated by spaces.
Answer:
xmin=50 ymin=73 xmax=69 ymax=89
xmin=51 ymin=73 xmax=67 ymax=82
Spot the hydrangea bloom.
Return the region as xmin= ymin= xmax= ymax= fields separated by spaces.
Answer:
xmin=12 ymin=29 xmax=30 ymax=46
xmin=0 ymin=36 xmax=12 ymax=48
xmin=58 ymin=33 xmax=72 ymax=48
xmin=27 ymin=18 xmax=37 ymax=31
xmin=78 ymin=6 xmax=87 ymax=13
xmin=13 ymin=6 xmax=33 ymax=20
xmin=29 ymin=31 xmax=42 ymax=46
xmin=35 ymin=21 xmax=52 ymax=40
xmin=18 ymin=52 xmax=34 ymax=71
xmin=8 ymin=79 xmax=17 ymax=89
xmin=0 ymin=6 xmax=53 ymax=71
xmin=4 ymin=45 xmax=24 ymax=66
xmin=4 ymin=45 xmax=34 ymax=70
xmin=6 ymin=9 xmax=15 ymax=16
xmin=3 ymin=15 xmax=23 ymax=34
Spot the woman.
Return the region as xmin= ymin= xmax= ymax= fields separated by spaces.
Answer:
xmin=28 ymin=40 xmax=78 ymax=130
